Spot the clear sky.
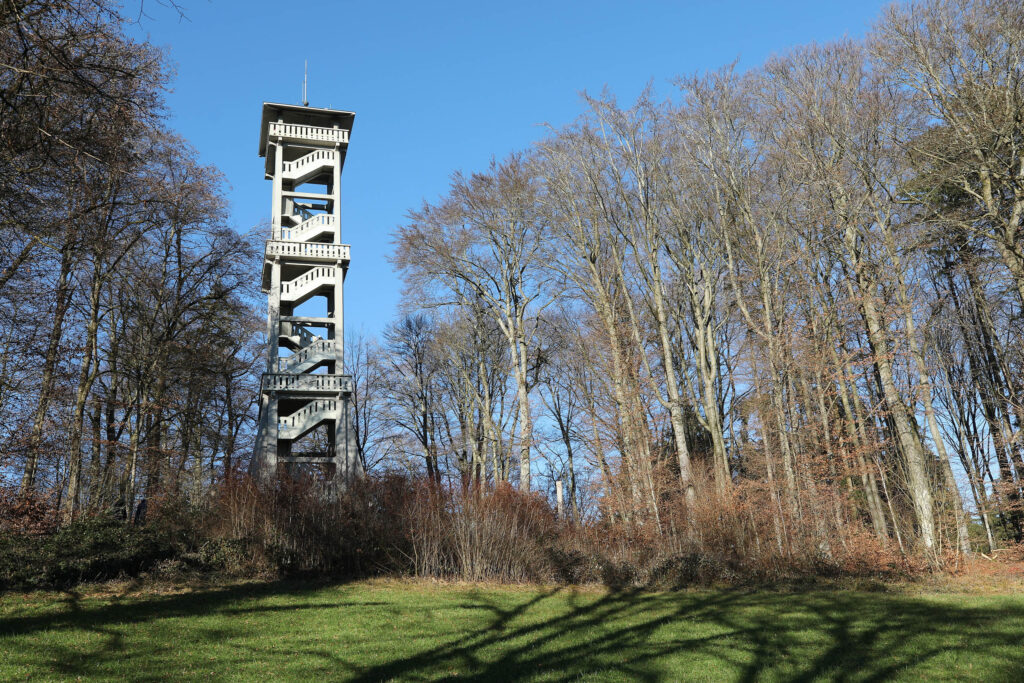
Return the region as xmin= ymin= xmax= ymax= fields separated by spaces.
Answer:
xmin=132 ymin=0 xmax=891 ymax=337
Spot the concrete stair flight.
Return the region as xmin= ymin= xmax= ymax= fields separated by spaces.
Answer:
xmin=281 ymin=203 xmax=315 ymax=226
xmin=278 ymin=320 xmax=322 ymax=351
xmin=281 ymin=149 xmax=337 ymax=185
xmin=280 ymin=213 xmax=337 ymax=242
xmin=280 ymin=266 xmax=336 ymax=305
xmin=278 ymin=339 xmax=336 ymax=374
xmin=278 ymin=398 xmax=338 ymax=441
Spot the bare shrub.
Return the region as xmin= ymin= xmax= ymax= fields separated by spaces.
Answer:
xmin=451 ymin=485 xmax=555 ymax=582
xmin=68 ymin=472 xmax=919 ymax=589
xmin=0 ymin=486 xmax=58 ymax=536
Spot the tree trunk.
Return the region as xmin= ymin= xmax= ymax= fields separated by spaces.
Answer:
xmin=844 ymin=223 xmax=936 ymax=553
xmin=61 ymin=265 xmax=104 ymax=521
xmin=20 ymin=241 xmax=76 ymax=496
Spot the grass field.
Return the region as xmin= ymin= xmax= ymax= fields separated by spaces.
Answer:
xmin=2 ymin=579 xmax=1023 ymax=681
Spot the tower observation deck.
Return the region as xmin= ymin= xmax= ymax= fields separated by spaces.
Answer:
xmin=252 ymin=102 xmax=362 ymax=481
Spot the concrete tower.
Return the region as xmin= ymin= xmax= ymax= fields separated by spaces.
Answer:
xmin=252 ymin=102 xmax=362 ymax=481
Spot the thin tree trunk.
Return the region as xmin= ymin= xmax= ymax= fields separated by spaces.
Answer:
xmin=62 ymin=264 xmax=104 ymax=521
xmin=844 ymin=221 xmax=936 ymax=554
xmin=21 ymin=241 xmax=76 ymax=496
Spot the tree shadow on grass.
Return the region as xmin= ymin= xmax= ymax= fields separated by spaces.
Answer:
xmin=0 ymin=580 xmax=344 ymax=637
xmin=345 ymin=587 xmax=1024 ymax=682
xmin=2 ymin=581 xmax=1023 ymax=681
xmin=0 ymin=579 xmax=367 ymax=679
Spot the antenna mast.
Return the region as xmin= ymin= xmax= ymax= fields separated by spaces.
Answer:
xmin=302 ymin=60 xmax=308 ymax=107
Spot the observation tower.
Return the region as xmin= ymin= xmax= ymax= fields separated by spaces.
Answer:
xmin=252 ymin=102 xmax=362 ymax=481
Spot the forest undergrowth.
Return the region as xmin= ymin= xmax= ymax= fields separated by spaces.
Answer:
xmin=5 ymin=472 xmax=1004 ymax=593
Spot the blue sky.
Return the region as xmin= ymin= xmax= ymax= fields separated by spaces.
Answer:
xmin=133 ymin=0 xmax=890 ymax=337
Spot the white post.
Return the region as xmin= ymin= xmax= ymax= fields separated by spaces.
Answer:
xmin=556 ymin=479 xmax=564 ymax=521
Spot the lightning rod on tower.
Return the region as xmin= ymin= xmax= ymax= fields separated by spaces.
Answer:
xmin=302 ymin=60 xmax=308 ymax=107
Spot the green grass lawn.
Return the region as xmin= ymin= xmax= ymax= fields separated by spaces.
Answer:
xmin=1 ymin=579 xmax=1023 ymax=681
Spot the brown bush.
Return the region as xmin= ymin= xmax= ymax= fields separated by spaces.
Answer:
xmin=191 ymin=470 xmax=911 ymax=588
xmin=198 ymin=474 xmax=420 ymax=577
xmin=450 ymin=484 xmax=555 ymax=581
xmin=199 ymin=475 xmax=558 ymax=582
xmin=0 ymin=486 xmax=58 ymax=536
xmin=0 ymin=470 xmax=916 ymax=589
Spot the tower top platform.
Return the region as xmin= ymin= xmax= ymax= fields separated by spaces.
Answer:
xmin=258 ymin=102 xmax=356 ymax=157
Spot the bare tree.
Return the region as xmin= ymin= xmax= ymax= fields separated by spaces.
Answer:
xmin=395 ymin=155 xmax=552 ymax=490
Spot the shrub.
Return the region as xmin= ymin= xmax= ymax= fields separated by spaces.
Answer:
xmin=0 ymin=471 xmax=919 ymax=591
xmin=0 ymin=486 xmax=58 ymax=536
xmin=450 ymin=485 xmax=555 ymax=582
xmin=0 ymin=517 xmax=176 ymax=590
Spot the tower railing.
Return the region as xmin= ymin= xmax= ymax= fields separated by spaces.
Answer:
xmin=269 ymin=122 xmax=349 ymax=145
xmin=261 ymin=373 xmax=353 ymax=394
xmin=266 ymin=241 xmax=349 ymax=261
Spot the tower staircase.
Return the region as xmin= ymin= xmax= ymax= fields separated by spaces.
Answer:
xmin=281 ymin=213 xmax=337 ymax=242
xmin=281 ymin=149 xmax=338 ymax=185
xmin=279 ymin=266 xmax=338 ymax=306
